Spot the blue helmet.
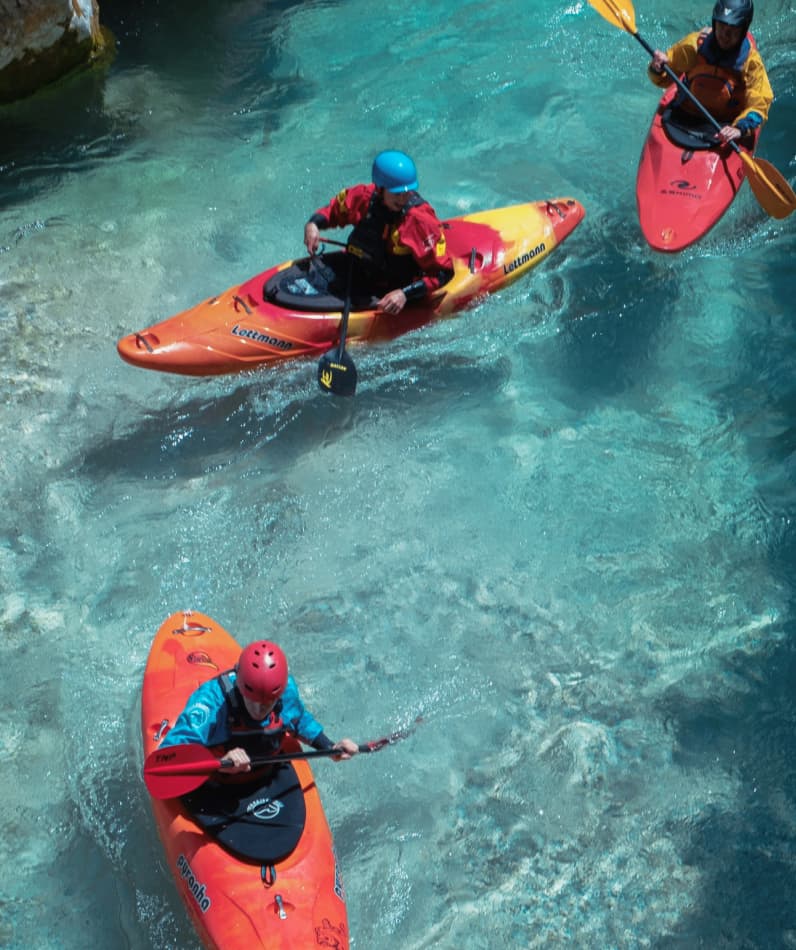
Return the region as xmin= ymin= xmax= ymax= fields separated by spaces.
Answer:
xmin=372 ymin=150 xmax=418 ymax=193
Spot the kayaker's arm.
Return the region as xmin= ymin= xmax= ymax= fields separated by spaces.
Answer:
xmin=402 ymin=280 xmax=427 ymax=301
xmin=732 ymin=52 xmax=773 ymax=130
xmin=376 ymin=275 xmax=443 ymax=315
xmin=157 ymin=679 xmax=230 ymax=749
xmin=218 ymin=746 xmax=252 ymax=773
xmin=279 ymin=677 xmax=359 ymax=760
xmin=647 ymin=31 xmax=701 ymax=86
xmin=281 ymin=729 xmax=355 ymax=761
xmin=304 ymin=216 xmax=326 ymax=254
xmin=310 ymin=731 xmax=335 ymax=750
xmin=311 ymin=732 xmax=358 ymax=757
xmin=304 ymin=184 xmax=374 ymax=255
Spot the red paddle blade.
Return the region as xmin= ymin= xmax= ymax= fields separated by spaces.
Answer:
xmin=143 ymin=743 xmax=224 ymax=800
xmin=362 ymin=716 xmax=423 ymax=752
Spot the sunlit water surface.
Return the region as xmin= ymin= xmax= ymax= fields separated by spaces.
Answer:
xmin=1 ymin=0 xmax=795 ymax=947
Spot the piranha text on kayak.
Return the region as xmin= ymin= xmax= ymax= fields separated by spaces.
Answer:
xmin=177 ymin=854 xmax=212 ymax=913
xmin=503 ymin=243 xmax=546 ymax=274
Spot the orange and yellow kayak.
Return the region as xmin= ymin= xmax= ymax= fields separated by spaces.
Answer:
xmin=141 ymin=610 xmax=349 ymax=950
xmin=118 ymin=198 xmax=585 ymax=376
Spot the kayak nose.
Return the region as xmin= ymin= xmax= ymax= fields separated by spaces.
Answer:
xmin=117 ymin=331 xmax=161 ymax=366
xmin=544 ymin=197 xmax=586 ymax=241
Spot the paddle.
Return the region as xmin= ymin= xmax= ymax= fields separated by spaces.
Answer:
xmin=587 ymin=0 xmax=796 ymax=220
xmin=144 ymin=721 xmax=419 ymax=799
xmin=317 ymin=253 xmax=357 ymax=397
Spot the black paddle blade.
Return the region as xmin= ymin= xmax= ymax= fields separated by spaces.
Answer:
xmin=317 ymin=349 xmax=357 ymax=396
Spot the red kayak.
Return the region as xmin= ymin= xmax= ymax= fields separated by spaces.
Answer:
xmin=141 ymin=611 xmax=349 ymax=949
xmin=636 ymin=84 xmax=758 ymax=252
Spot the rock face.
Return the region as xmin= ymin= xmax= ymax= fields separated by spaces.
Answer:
xmin=0 ymin=0 xmax=108 ymax=103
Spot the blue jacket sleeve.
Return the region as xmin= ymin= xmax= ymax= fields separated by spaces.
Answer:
xmin=158 ymin=678 xmax=231 ymax=748
xmin=280 ymin=675 xmax=326 ymax=745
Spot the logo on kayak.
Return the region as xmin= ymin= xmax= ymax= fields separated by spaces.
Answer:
xmin=316 ymin=917 xmax=347 ymax=947
xmin=332 ymin=845 xmax=346 ymax=902
xmin=503 ymin=243 xmax=546 ymax=275
xmin=247 ymin=796 xmax=285 ymax=821
xmin=176 ymin=854 xmax=211 ymax=913
xmin=661 ymin=179 xmax=701 ymax=199
xmin=231 ymin=325 xmax=293 ymax=350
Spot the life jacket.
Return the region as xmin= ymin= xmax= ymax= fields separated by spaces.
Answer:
xmin=676 ymin=31 xmax=756 ymax=122
xmin=347 ymin=190 xmax=428 ymax=289
xmin=216 ymin=670 xmax=286 ymax=760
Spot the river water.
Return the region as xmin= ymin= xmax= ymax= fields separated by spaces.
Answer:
xmin=1 ymin=0 xmax=795 ymax=947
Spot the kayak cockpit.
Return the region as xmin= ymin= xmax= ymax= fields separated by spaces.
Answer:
xmin=259 ymin=253 xmax=376 ymax=313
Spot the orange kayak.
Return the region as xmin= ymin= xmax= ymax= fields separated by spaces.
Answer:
xmin=118 ymin=198 xmax=585 ymax=376
xmin=141 ymin=610 xmax=349 ymax=949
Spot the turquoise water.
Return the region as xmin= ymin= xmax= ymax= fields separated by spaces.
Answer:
xmin=1 ymin=0 xmax=795 ymax=947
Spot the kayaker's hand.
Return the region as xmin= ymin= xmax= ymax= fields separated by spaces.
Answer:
xmin=377 ymin=289 xmax=407 ymax=315
xmin=332 ymin=738 xmax=359 ymax=761
xmin=715 ymin=124 xmax=742 ymax=145
xmin=304 ymin=222 xmax=321 ymax=255
xmin=220 ymin=747 xmax=251 ymax=773
xmin=649 ymin=49 xmax=669 ymax=74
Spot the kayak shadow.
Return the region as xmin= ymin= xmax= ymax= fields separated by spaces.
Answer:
xmin=79 ymin=381 xmax=326 ymax=482
xmin=79 ymin=354 xmax=512 ymax=483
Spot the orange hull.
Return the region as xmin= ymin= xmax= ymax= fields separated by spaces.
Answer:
xmin=118 ymin=198 xmax=585 ymax=376
xmin=141 ymin=611 xmax=349 ymax=949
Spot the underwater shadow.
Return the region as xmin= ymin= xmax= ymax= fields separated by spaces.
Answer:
xmin=530 ymin=215 xmax=682 ymax=411
xmin=78 ymin=352 xmax=513 ymax=483
xmin=652 ymin=623 xmax=796 ymax=947
xmin=0 ymin=0 xmax=317 ymax=212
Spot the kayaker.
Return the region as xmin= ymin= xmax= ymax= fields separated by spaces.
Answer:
xmin=159 ymin=640 xmax=359 ymax=772
xmin=647 ymin=0 xmax=772 ymax=145
xmin=303 ymin=149 xmax=454 ymax=315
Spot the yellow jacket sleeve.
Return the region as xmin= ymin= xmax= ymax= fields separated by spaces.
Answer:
xmin=736 ymin=47 xmax=773 ymax=126
xmin=647 ymin=31 xmax=701 ymax=88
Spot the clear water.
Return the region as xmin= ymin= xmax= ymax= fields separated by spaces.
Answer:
xmin=1 ymin=0 xmax=795 ymax=947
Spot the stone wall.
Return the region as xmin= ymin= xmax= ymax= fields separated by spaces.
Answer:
xmin=0 ymin=0 xmax=108 ymax=103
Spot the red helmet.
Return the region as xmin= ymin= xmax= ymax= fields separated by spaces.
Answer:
xmin=236 ymin=641 xmax=288 ymax=704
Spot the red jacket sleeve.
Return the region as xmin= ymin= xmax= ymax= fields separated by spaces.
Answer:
xmin=397 ymin=203 xmax=453 ymax=295
xmin=310 ymin=183 xmax=375 ymax=229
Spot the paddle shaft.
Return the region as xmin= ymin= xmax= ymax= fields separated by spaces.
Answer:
xmin=223 ymin=742 xmax=373 ymax=770
xmin=630 ymin=29 xmax=747 ymax=157
xmin=336 ymin=255 xmax=353 ymax=361
xmin=144 ymin=719 xmax=421 ymax=797
xmin=148 ymin=738 xmax=399 ymax=779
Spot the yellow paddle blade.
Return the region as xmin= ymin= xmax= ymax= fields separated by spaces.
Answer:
xmin=740 ymin=152 xmax=796 ymax=220
xmin=587 ymin=0 xmax=638 ymax=34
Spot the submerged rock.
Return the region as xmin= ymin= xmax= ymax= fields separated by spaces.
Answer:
xmin=0 ymin=0 xmax=110 ymax=103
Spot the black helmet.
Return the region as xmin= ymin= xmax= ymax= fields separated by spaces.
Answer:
xmin=712 ymin=0 xmax=753 ymax=32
